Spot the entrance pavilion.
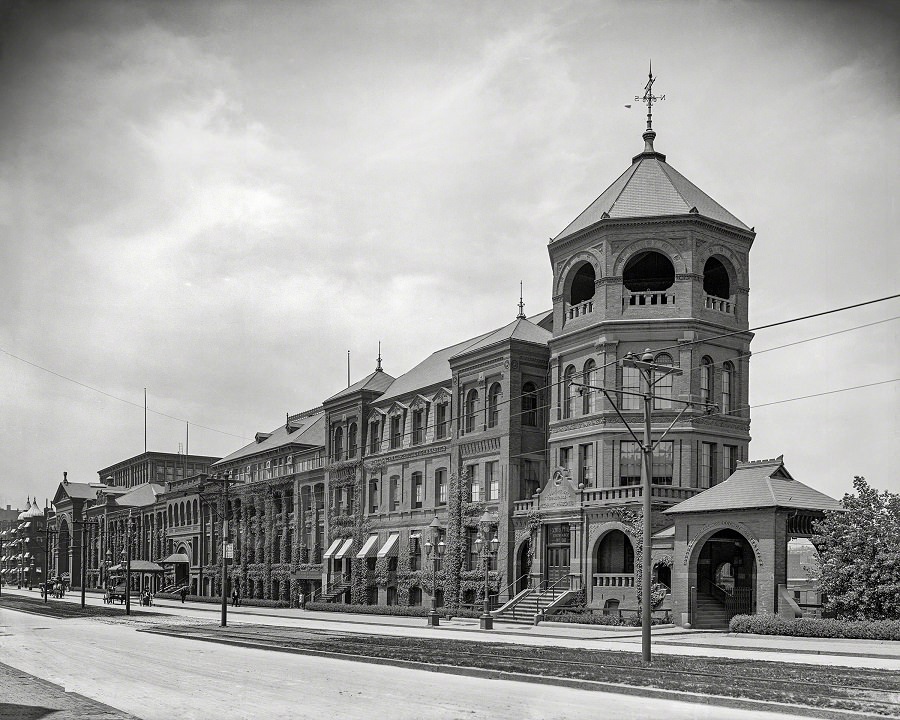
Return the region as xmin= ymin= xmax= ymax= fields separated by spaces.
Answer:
xmin=665 ymin=456 xmax=843 ymax=628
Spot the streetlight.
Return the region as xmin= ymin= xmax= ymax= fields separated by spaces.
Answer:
xmin=28 ymin=558 xmax=34 ymax=591
xmin=424 ymin=517 xmax=444 ymax=627
xmin=474 ymin=510 xmax=500 ymax=631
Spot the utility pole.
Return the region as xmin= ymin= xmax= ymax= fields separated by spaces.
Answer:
xmin=572 ymin=348 xmax=712 ymax=664
xmin=201 ymin=471 xmax=237 ymax=627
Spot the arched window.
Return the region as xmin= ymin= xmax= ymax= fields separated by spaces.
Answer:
xmin=597 ymin=530 xmax=635 ymax=575
xmin=186 ymin=502 xmax=192 ymax=525
xmin=563 ymin=365 xmax=576 ymax=418
xmin=653 ymin=353 xmax=675 ymax=410
xmin=348 ymin=423 xmax=358 ymax=458
xmin=168 ymin=506 xmax=173 ymax=525
xmin=569 ymin=262 xmax=596 ymax=305
xmin=487 ymin=383 xmax=502 ymax=428
xmin=522 ymin=382 xmax=538 ymax=427
xmin=623 ymin=250 xmax=675 ymax=292
xmin=582 ymin=359 xmax=597 ymax=414
xmin=193 ymin=499 xmax=198 ymax=522
xmin=464 ymin=389 xmax=479 ymax=433
xmin=180 ymin=503 xmax=185 ymax=526
xmin=333 ymin=426 xmax=344 ymax=462
xmin=700 ymin=356 xmax=713 ymax=406
xmin=703 ymin=257 xmax=731 ymax=299
xmin=722 ymin=362 xmax=734 ymax=415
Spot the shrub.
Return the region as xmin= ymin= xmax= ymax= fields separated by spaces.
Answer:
xmin=729 ymin=614 xmax=900 ymax=641
xmin=304 ymin=602 xmax=483 ymax=619
xmin=545 ymin=612 xmax=671 ymax=626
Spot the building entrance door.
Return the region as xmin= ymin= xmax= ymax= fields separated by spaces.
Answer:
xmin=544 ymin=524 xmax=570 ymax=589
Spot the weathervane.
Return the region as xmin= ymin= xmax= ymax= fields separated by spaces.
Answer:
xmin=635 ymin=61 xmax=665 ymax=132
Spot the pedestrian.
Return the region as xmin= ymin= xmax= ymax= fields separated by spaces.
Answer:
xmin=235 ymin=588 xmax=241 ymax=607
xmin=179 ymin=586 xmax=187 ymax=604
xmin=299 ymin=591 xmax=306 ymax=610
xmin=231 ymin=588 xmax=238 ymax=607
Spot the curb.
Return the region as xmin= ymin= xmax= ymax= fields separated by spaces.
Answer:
xmin=139 ymin=627 xmax=887 ymax=720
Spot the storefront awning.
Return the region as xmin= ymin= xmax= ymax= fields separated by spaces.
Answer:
xmin=333 ymin=538 xmax=354 ymax=560
xmin=377 ymin=533 xmax=399 ymax=558
xmin=322 ymin=538 xmax=343 ymax=559
xmin=110 ymin=560 xmax=164 ymax=573
xmin=158 ymin=553 xmax=190 ymax=564
xmin=355 ymin=535 xmax=380 ymax=559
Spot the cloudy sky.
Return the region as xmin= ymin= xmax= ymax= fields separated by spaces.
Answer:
xmin=1 ymin=0 xmax=897 ymax=511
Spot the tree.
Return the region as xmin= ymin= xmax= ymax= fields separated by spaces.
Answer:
xmin=811 ymin=477 xmax=900 ymax=620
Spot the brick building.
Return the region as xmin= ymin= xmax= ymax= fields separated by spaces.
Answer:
xmin=45 ymin=119 xmax=841 ymax=627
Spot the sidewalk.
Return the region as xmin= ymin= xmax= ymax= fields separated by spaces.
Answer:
xmin=0 ymin=660 xmax=137 ymax=720
xmin=5 ymin=586 xmax=899 ymax=668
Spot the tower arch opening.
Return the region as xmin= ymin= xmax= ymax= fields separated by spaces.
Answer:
xmin=703 ymin=257 xmax=731 ymax=299
xmin=623 ymin=250 xmax=675 ymax=292
xmin=569 ymin=263 xmax=596 ymax=305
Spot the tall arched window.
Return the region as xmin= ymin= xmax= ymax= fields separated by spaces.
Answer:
xmin=700 ymin=356 xmax=713 ymax=406
xmin=621 ymin=364 xmax=640 ymax=411
xmin=653 ymin=353 xmax=675 ymax=410
xmin=722 ymin=362 xmax=734 ymax=415
xmin=487 ymin=383 xmax=502 ymax=428
xmin=186 ymin=502 xmax=192 ymax=525
xmin=563 ymin=365 xmax=576 ymax=418
xmin=522 ymin=382 xmax=538 ymax=427
xmin=333 ymin=426 xmax=344 ymax=462
xmin=464 ymin=389 xmax=479 ymax=433
xmin=582 ymin=359 xmax=597 ymax=414
xmin=348 ymin=423 xmax=358 ymax=458
xmin=569 ymin=262 xmax=596 ymax=305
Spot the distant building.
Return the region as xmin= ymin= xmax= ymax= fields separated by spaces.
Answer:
xmin=0 ymin=499 xmax=47 ymax=588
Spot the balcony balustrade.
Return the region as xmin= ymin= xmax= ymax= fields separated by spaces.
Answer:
xmin=567 ymin=300 xmax=594 ymax=320
xmin=513 ymin=484 xmax=701 ymax=514
xmin=593 ymin=573 xmax=635 ymax=587
xmin=623 ymin=290 xmax=676 ymax=309
xmin=704 ymin=294 xmax=734 ymax=314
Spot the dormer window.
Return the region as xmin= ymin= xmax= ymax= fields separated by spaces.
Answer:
xmin=390 ymin=415 xmax=402 ymax=449
xmin=412 ymin=408 xmax=425 ymax=445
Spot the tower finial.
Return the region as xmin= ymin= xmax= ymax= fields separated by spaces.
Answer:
xmin=517 ymin=282 xmax=526 ymax=319
xmin=376 ymin=341 xmax=383 ymax=372
xmin=635 ymin=61 xmax=664 ymax=154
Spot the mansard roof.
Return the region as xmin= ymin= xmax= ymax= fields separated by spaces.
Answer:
xmin=215 ymin=410 xmax=326 ymax=466
xmin=553 ymin=131 xmax=751 ymax=242
xmin=376 ymin=311 xmax=551 ymax=405
xmin=449 ymin=317 xmax=552 ymax=359
xmin=325 ymin=369 xmax=395 ymax=403
xmin=665 ymin=457 xmax=843 ymax=515
xmin=115 ymin=483 xmax=166 ymax=508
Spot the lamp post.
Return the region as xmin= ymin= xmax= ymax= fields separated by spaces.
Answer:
xmin=29 ymin=558 xmax=34 ymax=590
xmin=424 ymin=516 xmax=444 ymax=627
xmin=474 ymin=510 xmax=499 ymax=631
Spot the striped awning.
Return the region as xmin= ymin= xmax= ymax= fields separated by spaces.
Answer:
xmin=376 ymin=534 xmax=399 ymax=558
xmin=333 ymin=538 xmax=354 ymax=560
xmin=355 ymin=535 xmax=379 ymax=559
xmin=322 ymin=538 xmax=343 ymax=559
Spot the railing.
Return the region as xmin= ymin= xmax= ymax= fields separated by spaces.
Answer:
xmin=705 ymin=294 xmax=734 ymax=314
xmin=593 ymin=573 xmax=634 ymax=588
xmin=536 ymin=575 xmax=569 ymax=613
xmin=726 ymin=587 xmax=753 ymax=617
xmin=495 ymin=573 xmax=530 ymax=603
xmin=624 ymin=291 xmax=675 ymax=309
xmin=580 ymin=485 xmax=702 ymax=504
xmin=513 ymin=499 xmax=535 ymax=513
xmin=699 ymin=577 xmax=731 ymax=605
xmin=567 ymin=300 xmax=593 ymax=320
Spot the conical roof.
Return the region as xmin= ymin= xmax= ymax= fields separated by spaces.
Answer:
xmin=17 ymin=499 xmax=32 ymax=521
xmin=24 ymin=499 xmax=44 ymax=518
xmin=553 ymin=130 xmax=751 ymax=242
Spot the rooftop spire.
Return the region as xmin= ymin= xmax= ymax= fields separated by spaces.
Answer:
xmin=517 ymin=282 xmax=526 ymax=319
xmin=376 ymin=341 xmax=383 ymax=372
xmin=632 ymin=62 xmax=667 ymax=163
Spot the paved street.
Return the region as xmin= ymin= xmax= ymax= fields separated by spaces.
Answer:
xmin=0 ymin=590 xmax=841 ymax=720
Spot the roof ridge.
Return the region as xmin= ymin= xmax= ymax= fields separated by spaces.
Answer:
xmin=606 ymin=159 xmax=644 ymax=217
xmin=655 ymin=159 xmax=693 ymax=210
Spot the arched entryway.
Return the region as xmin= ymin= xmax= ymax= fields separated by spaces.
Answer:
xmin=516 ymin=540 xmax=531 ymax=594
xmin=693 ymin=529 xmax=757 ymax=628
xmin=595 ymin=529 xmax=634 ymax=586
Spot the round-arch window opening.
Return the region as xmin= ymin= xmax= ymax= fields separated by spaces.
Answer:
xmin=623 ymin=251 xmax=675 ymax=292
xmin=703 ymin=257 xmax=730 ymax=299
xmin=569 ymin=263 xmax=596 ymax=304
